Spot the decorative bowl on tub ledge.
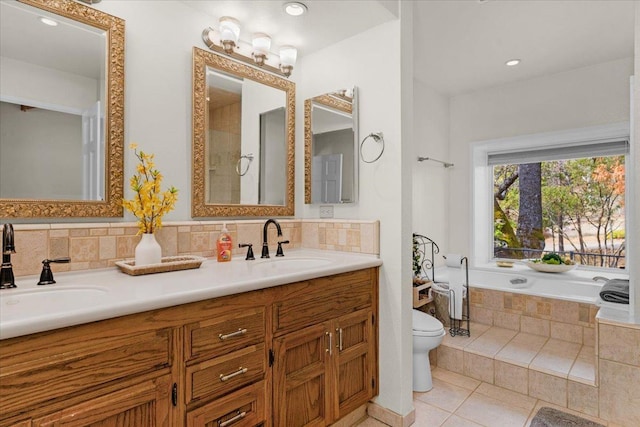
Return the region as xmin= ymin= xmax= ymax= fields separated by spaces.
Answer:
xmin=525 ymin=260 xmax=577 ymax=273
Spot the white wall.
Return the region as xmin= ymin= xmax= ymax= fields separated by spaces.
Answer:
xmin=298 ymin=15 xmax=414 ymax=417
xmin=412 ymin=81 xmax=450 ymax=261
xmin=94 ymin=0 xmax=216 ymax=221
xmin=0 ymin=56 xmax=98 ymax=113
xmin=448 ymin=57 xmax=633 ymax=255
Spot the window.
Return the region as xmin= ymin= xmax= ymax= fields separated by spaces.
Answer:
xmin=472 ymin=123 xmax=631 ymax=271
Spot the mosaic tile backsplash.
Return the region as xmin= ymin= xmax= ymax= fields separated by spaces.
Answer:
xmin=5 ymin=219 xmax=380 ymax=277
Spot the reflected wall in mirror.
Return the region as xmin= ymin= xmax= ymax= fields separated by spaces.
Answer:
xmin=0 ymin=0 xmax=124 ymax=218
xmin=304 ymin=87 xmax=358 ymax=204
xmin=192 ymin=47 xmax=295 ymax=217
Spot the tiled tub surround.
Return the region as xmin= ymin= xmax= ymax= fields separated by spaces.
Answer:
xmin=4 ymin=219 xmax=379 ymax=277
xmin=435 ymin=287 xmax=640 ymax=426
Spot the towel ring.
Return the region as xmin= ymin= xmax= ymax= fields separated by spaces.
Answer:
xmin=236 ymin=154 xmax=254 ymax=176
xmin=360 ymin=132 xmax=384 ymax=163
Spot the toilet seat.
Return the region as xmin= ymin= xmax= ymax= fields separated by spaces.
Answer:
xmin=413 ymin=309 xmax=445 ymax=337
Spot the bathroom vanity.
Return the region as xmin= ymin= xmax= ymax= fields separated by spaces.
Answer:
xmin=0 ymin=250 xmax=380 ymax=427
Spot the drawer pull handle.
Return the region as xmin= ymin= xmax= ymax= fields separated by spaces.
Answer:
xmin=220 ymin=367 xmax=248 ymax=382
xmin=326 ymin=331 xmax=333 ymax=356
xmin=219 ymin=411 xmax=247 ymax=427
xmin=219 ymin=328 xmax=247 ymax=341
xmin=337 ymin=327 xmax=343 ymax=351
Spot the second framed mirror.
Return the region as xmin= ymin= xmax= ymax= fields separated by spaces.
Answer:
xmin=304 ymin=87 xmax=358 ymax=204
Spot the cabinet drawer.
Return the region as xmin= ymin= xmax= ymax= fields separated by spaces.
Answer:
xmin=0 ymin=329 xmax=172 ymax=416
xmin=186 ymin=306 xmax=265 ymax=361
xmin=186 ymin=343 xmax=266 ymax=405
xmin=274 ymin=269 xmax=374 ymax=335
xmin=187 ymin=381 xmax=266 ymax=427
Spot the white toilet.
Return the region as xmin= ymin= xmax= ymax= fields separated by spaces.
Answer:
xmin=413 ymin=309 xmax=446 ymax=392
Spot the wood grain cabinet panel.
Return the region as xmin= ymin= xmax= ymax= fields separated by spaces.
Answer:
xmin=186 ymin=306 xmax=265 ymax=361
xmin=0 ymin=329 xmax=173 ymax=416
xmin=186 ymin=343 xmax=266 ymax=405
xmin=0 ymin=267 xmax=378 ymax=427
xmin=186 ymin=380 xmax=267 ymax=427
xmin=32 ymin=375 xmax=172 ymax=427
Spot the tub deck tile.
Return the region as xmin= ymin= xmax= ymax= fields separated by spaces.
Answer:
xmin=529 ymin=339 xmax=582 ymax=378
xmin=465 ymin=326 xmax=518 ymax=357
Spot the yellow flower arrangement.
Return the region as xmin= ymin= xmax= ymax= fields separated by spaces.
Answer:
xmin=123 ymin=143 xmax=178 ymax=235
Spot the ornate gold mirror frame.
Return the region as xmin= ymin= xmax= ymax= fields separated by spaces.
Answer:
xmin=304 ymin=92 xmax=354 ymax=204
xmin=192 ymin=47 xmax=295 ymax=217
xmin=0 ymin=0 xmax=124 ymax=218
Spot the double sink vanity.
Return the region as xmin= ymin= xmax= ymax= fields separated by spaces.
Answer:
xmin=0 ymin=250 xmax=381 ymax=426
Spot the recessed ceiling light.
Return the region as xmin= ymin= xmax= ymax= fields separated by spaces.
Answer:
xmin=39 ymin=16 xmax=58 ymax=26
xmin=505 ymin=59 xmax=521 ymax=67
xmin=283 ymin=2 xmax=308 ymax=16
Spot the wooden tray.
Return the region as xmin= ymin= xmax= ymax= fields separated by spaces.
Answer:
xmin=115 ymin=256 xmax=206 ymax=276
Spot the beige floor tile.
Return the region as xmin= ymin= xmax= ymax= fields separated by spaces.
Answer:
xmin=455 ymin=392 xmax=533 ymax=427
xmin=465 ymin=327 xmax=518 ymax=357
xmin=529 ymin=338 xmax=581 ymax=378
xmin=475 ymin=383 xmax=537 ymax=412
xmin=495 ymin=332 xmax=548 ymax=367
xmin=412 ymin=400 xmax=452 ymax=427
xmin=494 ymin=360 xmax=529 ymax=395
xmin=432 ymin=368 xmax=481 ymax=391
xmin=440 ymin=415 xmax=483 ymax=427
xmin=355 ymin=417 xmax=389 ymax=427
xmin=414 ymin=378 xmax=474 ymax=412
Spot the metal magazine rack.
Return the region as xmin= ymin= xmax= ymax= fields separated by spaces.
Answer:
xmin=445 ymin=255 xmax=470 ymax=337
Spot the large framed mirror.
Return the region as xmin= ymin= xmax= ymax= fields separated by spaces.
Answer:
xmin=0 ymin=0 xmax=125 ymax=218
xmin=304 ymin=87 xmax=358 ymax=204
xmin=192 ymin=47 xmax=295 ymax=217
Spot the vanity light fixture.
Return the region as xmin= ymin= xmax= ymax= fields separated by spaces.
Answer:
xmin=201 ymin=24 xmax=297 ymax=78
xmin=252 ymin=33 xmax=272 ymax=66
xmin=219 ymin=16 xmax=241 ymax=54
xmin=38 ymin=16 xmax=58 ymax=26
xmin=283 ymin=2 xmax=308 ymax=16
xmin=505 ymin=58 xmax=521 ymax=67
xmin=279 ymin=45 xmax=297 ymax=77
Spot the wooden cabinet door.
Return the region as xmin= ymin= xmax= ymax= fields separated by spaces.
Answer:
xmin=272 ymin=323 xmax=332 ymax=427
xmin=32 ymin=375 xmax=172 ymax=427
xmin=333 ymin=309 xmax=376 ymax=420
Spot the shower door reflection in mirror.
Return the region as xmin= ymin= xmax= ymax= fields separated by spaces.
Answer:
xmin=304 ymin=87 xmax=358 ymax=204
xmin=205 ymin=69 xmax=286 ymax=205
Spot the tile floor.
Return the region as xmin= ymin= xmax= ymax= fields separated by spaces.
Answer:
xmin=355 ymin=368 xmax=612 ymax=427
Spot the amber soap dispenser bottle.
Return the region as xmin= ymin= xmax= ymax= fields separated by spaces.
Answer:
xmin=216 ymin=223 xmax=232 ymax=262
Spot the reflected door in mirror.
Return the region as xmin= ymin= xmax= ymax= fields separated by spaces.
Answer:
xmin=0 ymin=0 xmax=108 ymax=201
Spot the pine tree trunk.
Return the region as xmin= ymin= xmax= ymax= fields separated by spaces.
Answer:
xmin=517 ymin=163 xmax=544 ymax=254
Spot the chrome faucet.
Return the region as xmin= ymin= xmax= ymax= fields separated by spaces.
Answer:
xmin=0 ymin=223 xmax=16 ymax=289
xmin=592 ymin=276 xmax=610 ymax=283
xmin=261 ymin=219 xmax=282 ymax=258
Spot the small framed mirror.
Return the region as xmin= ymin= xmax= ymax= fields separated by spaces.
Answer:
xmin=0 ymin=0 xmax=125 ymax=218
xmin=192 ymin=47 xmax=295 ymax=217
xmin=304 ymin=87 xmax=359 ymax=204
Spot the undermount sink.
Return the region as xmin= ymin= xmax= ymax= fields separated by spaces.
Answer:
xmin=1 ymin=286 xmax=109 ymax=321
xmin=252 ymin=257 xmax=333 ymax=272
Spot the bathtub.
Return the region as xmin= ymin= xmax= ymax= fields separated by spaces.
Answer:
xmin=433 ymin=267 xmax=602 ymax=304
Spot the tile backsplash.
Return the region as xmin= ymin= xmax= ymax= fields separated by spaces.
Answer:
xmin=5 ymin=219 xmax=380 ymax=277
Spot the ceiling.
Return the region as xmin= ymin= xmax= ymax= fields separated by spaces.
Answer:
xmin=183 ymin=0 xmax=634 ymax=96
xmin=413 ymin=0 xmax=635 ymax=96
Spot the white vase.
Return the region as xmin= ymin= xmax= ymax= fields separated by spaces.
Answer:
xmin=135 ymin=233 xmax=162 ymax=266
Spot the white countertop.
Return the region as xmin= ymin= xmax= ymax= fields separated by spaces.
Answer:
xmin=0 ymin=249 xmax=382 ymax=340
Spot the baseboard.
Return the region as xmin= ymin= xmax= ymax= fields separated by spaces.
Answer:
xmin=329 ymin=404 xmax=368 ymax=427
xmin=367 ymin=402 xmax=416 ymax=427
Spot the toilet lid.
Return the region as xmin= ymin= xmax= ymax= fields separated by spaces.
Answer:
xmin=413 ymin=309 xmax=443 ymax=333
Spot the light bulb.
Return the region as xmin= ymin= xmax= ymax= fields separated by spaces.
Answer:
xmin=252 ymin=33 xmax=271 ymax=66
xmin=219 ymin=16 xmax=240 ymax=54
